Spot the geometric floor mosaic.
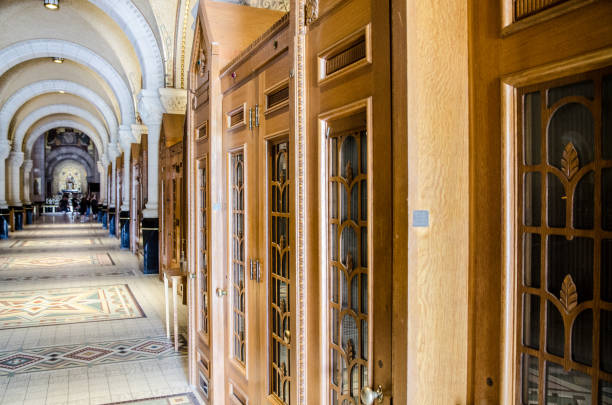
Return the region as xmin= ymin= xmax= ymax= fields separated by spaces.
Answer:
xmin=0 ymin=284 xmax=145 ymax=329
xmin=0 ymin=269 xmax=136 ymax=282
xmin=0 ymin=335 xmax=187 ymax=375
xmin=102 ymin=392 xmax=198 ymax=404
xmin=8 ymin=238 xmax=101 ymax=248
xmin=0 ymin=253 xmax=114 ymax=270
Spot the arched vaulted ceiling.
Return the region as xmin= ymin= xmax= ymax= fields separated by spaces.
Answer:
xmin=0 ymin=0 xmax=289 ymax=160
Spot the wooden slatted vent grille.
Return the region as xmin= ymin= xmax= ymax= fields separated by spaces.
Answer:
xmin=325 ymin=36 xmax=366 ymax=76
xmin=229 ymin=107 xmax=245 ymax=129
xmin=266 ymin=85 xmax=289 ymax=110
xmin=513 ymin=0 xmax=569 ymax=20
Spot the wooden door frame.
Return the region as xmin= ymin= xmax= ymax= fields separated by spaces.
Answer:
xmin=500 ymin=47 xmax=612 ymax=405
xmin=390 ymin=0 xmax=408 ymax=402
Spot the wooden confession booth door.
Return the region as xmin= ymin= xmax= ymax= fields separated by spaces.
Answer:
xmin=468 ymin=0 xmax=612 ymax=403
xmin=222 ymin=77 xmax=261 ymax=402
xmin=306 ymin=0 xmax=393 ymax=403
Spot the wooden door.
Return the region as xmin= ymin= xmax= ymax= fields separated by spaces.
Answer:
xmin=173 ymin=173 xmax=182 ymax=266
xmin=306 ymin=0 xmax=393 ymax=402
xmin=254 ymin=56 xmax=292 ymax=404
xmin=222 ymin=78 xmax=262 ymax=403
xmin=195 ymin=151 xmax=212 ymax=401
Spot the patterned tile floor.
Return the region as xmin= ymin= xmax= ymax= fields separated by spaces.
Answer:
xmin=0 ymin=215 xmax=198 ymax=405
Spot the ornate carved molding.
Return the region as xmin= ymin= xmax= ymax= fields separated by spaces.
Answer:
xmin=131 ymin=124 xmax=148 ymax=144
xmin=137 ymin=89 xmax=164 ymax=125
xmin=159 ymin=88 xmax=188 ymax=115
xmin=305 ymin=0 xmax=319 ymax=25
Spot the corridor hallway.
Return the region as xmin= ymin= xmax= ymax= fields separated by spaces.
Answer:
xmin=0 ymin=216 xmax=195 ymax=405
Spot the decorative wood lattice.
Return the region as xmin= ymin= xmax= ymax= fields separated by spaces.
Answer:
xmin=328 ymin=126 xmax=369 ymax=404
xmin=199 ymin=162 xmax=209 ymax=339
xmin=231 ymin=152 xmax=246 ymax=366
xmin=269 ymin=141 xmax=291 ymax=404
xmin=517 ymin=69 xmax=612 ymax=404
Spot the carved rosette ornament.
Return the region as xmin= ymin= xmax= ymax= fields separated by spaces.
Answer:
xmin=305 ymin=0 xmax=319 ymax=25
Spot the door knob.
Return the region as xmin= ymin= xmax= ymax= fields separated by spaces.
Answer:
xmin=216 ymin=288 xmax=227 ymax=297
xmin=360 ymin=385 xmax=383 ymax=404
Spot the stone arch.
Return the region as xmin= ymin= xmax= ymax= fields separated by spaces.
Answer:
xmin=0 ymin=80 xmax=118 ymax=141
xmin=14 ymin=105 xmax=107 ymax=154
xmin=88 ymin=0 xmax=164 ymax=90
xmin=25 ymin=120 xmax=105 ymax=162
xmin=46 ymin=148 xmax=97 ymax=181
xmin=0 ymin=39 xmax=135 ymax=134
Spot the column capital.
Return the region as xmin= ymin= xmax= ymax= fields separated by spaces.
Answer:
xmin=22 ymin=159 xmax=33 ymax=174
xmin=137 ymin=89 xmax=164 ymax=126
xmin=107 ymin=143 xmax=120 ymax=161
xmin=118 ymin=124 xmax=136 ymax=148
xmin=131 ymin=124 xmax=147 ymax=144
xmin=8 ymin=151 xmax=24 ymax=168
xmin=159 ymin=87 xmax=187 ymax=115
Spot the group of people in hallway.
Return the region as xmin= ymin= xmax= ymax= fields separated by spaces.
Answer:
xmin=58 ymin=193 xmax=98 ymax=219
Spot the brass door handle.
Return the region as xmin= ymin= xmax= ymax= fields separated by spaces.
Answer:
xmin=216 ymin=288 xmax=227 ymax=297
xmin=360 ymin=385 xmax=383 ymax=404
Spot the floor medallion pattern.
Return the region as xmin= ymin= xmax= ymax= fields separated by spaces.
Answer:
xmin=0 ymin=269 xmax=136 ymax=282
xmin=0 ymin=284 xmax=145 ymax=329
xmin=9 ymin=238 xmax=101 ymax=248
xmin=0 ymin=335 xmax=187 ymax=375
xmin=0 ymin=253 xmax=114 ymax=270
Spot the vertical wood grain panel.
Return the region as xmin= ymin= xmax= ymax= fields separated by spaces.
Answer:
xmin=406 ymin=0 xmax=469 ymax=403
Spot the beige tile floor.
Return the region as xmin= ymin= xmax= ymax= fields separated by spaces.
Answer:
xmin=0 ymin=215 xmax=197 ymax=405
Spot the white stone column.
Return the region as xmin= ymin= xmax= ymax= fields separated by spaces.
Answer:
xmin=119 ymin=126 xmax=135 ymax=212
xmin=138 ymin=90 xmax=164 ymax=218
xmin=97 ymin=160 xmax=108 ymax=205
xmin=107 ymin=144 xmax=119 ymax=208
xmin=111 ymin=159 xmax=117 ymax=208
xmin=0 ymin=140 xmax=10 ymax=209
xmin=7 ymin=151 xmax=24 ymax=207
xmin=21 ymin=160 xmax=33 ymax=205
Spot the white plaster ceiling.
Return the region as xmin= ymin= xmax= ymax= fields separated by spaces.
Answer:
xmin=0 ymin=0 xmax=288 ymax=157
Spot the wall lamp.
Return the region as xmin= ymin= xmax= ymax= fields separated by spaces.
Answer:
xmin=44 ymin=0 xmax=59 ymax=10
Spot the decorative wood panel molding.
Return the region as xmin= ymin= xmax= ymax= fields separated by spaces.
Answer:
xmin=501 ymin=0 xmax=598 ymax=36
xmin=226 ymin=104 xmax=247 ymax=131
xmin=317 ymin=25 xmax=372 ymax=86
xmin=265 ymin=79 xmax=290 ymax=115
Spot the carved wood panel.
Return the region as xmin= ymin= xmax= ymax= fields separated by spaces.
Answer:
xmin=231 ymin=151 xmax=247 ymax=367
xmin=328 ymin=122 xmax=369 ymax=404
xmin=269 ymin=140 xmax=291 ymax=403
xmin=517 ymin=68 xmax=612 ymax=403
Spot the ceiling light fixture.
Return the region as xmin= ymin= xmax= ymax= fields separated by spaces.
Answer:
xmin=59 ymin=91 xmax=65 ymax=94
xmin=52 ymin=57 xmax=64 ymax=64
xmin=44 ymin=0 xmax=59 ymax=10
